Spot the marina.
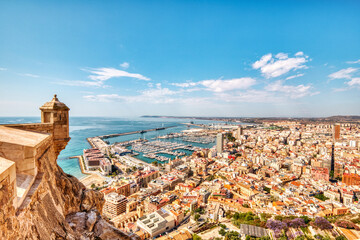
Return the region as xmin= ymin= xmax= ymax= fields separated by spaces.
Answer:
xmin=131 ymin=140 xmax=200 ymax=162
xmin=155 ymin=131 xmax=216 ymax=145
xmin=112 ymin=139 xmax=203 ymax=163
xmin=86 ymin=123 xmax=218 ymax=164
xmin=87 ymin=126 xmax=216 ymax=164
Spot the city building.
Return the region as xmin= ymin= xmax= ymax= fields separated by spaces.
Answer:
xmin=343 ymin=173 xmax=360 ymax=185
xmin=333 ymin=123 xmax=340 ymax=141
xmin=236 ymin=126 xmax=243 ymax=140
xmin=136 ymin=208 xmax=175 ymax=238
xmin=216 ymin=133 xmax=224 ymax=154
xmin=311 ymin=167 xmax=329 ymax=182
xmin=103 ymin=192 xmax=128 ymax=219
xmin=83 ymin=148 xmax=103 ymax=170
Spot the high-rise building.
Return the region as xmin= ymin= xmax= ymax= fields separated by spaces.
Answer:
xmin=216 ymin=133 xmax=224 ymax=154
xmin=330 ymin=143 xmax=335 ymax=178
xmin=103 ymin=192 xmax=128 ymax=219
xmin=333 ymin=123 xmax=340 ymax=141
xmin=235 ymin=126 xmax=243 ymax=140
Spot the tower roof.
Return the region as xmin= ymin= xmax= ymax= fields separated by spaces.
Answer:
xmin=40 ymin=94 xmax=69 ymax=111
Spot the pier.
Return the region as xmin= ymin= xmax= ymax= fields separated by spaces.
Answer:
xmin=97 ymin=125 xmax=178 ymax=139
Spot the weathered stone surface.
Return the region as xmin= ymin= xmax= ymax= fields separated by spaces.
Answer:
xmin=0 ymin=96 xmax=138 ymax=240
xmin=0 ymin=142 xmax=137 ymax=239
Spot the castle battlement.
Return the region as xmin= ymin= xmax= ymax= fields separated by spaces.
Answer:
xmin=0 ymin=95 xmax=70 ymax=210
xmin=0 ymin=95 xmax=137 ymax=240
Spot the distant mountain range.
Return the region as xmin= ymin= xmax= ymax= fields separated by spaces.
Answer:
xmin=141 ymin=115 xmax=360 ymax=123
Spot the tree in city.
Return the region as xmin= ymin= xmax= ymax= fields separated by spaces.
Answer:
xmin=226 ymin=210 xmax=233 ymax=219
xmin=286 ymin=218 xmax=307 ymax=228
xmin=314 ymin=234 xmax=325 ymax=240
xmin=335 ymin=220 xmax=360 ymax=230
xmin=219 ymin=228 xmax=226 ymax=236
xmin=192 ymin=234 xmax=202 ymax=240
xmin=299 ymin=215 xmax=311 ymax=224
xmin=295 ymin=236 xmax=305 ymax=240
xmin=335 ymin=236 xmax=346 ymax=240
xmin=242 ymin=203 xmax=250 ymax=208
xmin=225 ymin=133 xmax=236 ymax=142
xmin=312 ymin=217 xmax=333 ymax=230
xmin=314 ymin=194 xmax=329 ymax=201
xmin=194 ymin=214 xmax=200 ymax=221
xmin=266 ymin=219 xmax=287 ymax=238
xmin=224 ymin=231 xmax=241 ymax=240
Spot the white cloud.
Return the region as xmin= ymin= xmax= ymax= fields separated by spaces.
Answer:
xmin=120 ymin=62 xmax=130 ymax=69
xmin=214 ymin=90 xmax=280 ymax=103
xmin=265 ymin=80 xmax=319 ymax=99
xmin=83 ymin=93 xmax=210 ymax=105
xmin=328 ymin=67 xmax=357 ymax=80
xmin=172 ymin=82 xmax=198 ymax=88
xmin=19 ymin=73 xmax=39 ymax=78
xmin=140 ymin=83 xmax=176 ymax=98
xmin=0 ymin=67 xmax=7 ymax=71
xmin=199 ymin=78 xmax=256 ymax=92
xmin=252 ymin=54 xmax=272 ymax=69
xmin=83 ymin=94 xmax=125 ymax=102
xmin=332 ymin=87 xmax=349 ymax=92
xmin=347 ymin=77 xmax=360 ymax=86
xmin=285 ymin=73 xmax=304 ymax=80
xmin=172 ymin=77 xmax=256 ymax=92
xmin=346 ymin=59 xmax=360 ymax=64
xmin=252 ymin=52 xmax=308 ymax=78
xmin=56 ymin=80 xmax=106 ymax=88
xmin=275 ymin=53 xmax=288 ymax=60
xmin=84 ymin=67 xmax=150 ymax=81
xmin=84 ymin=83 xmax=178 ymax=104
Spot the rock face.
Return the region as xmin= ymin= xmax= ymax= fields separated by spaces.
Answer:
xmin=0 ymin=96 xmax=137 ymax=240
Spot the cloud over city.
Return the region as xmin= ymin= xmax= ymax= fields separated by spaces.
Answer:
xmin=84 ymin=67 xmax=150 ymax=81
xmin=252 ymin=52 xmax=309 ymax=78
xmin=328 ymin=67 xmax=358 ymax=80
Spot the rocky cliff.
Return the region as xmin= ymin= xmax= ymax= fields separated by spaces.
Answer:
xmin=0 ymin=136 xmax=140 ymax=240
xmin=0 ymin=96 xmax=138 ymax=240
xmin=0 ymin=137 xmax=137 ymax=240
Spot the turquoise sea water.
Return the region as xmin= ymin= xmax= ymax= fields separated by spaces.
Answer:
xmin=0 ymin=117 xmax=222 ymax=179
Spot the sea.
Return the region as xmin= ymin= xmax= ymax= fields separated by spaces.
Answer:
xmin=0 ymin=117 xmax=229 ymax=180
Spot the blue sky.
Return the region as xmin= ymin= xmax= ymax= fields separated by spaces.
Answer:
xmin=0 ymin=0 xmax=359 ymax=117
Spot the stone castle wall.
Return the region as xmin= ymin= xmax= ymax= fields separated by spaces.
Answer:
xmin=0 ymin=120 xmax=138 ymax=239
xmin=5 ymin=123 xmax=54 ymax=134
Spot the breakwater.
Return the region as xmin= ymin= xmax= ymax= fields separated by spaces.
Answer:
xmin=97 ymin=125 xmax=178 ymax=139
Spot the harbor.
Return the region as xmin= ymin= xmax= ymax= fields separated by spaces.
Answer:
xmin=76 ymin=121 xmax=234 ymax=180
xmin=126 ymin=140 xmax=201 ymax=162
xmin=84 ymin=124 xmax=217 ymax=166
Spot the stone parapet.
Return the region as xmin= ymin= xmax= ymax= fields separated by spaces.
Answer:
xmin=0 ymin=95 xmax=137 ymax=240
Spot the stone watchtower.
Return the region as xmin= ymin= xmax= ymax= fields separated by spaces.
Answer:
xmin=39 ymin=94 xmax=70 ymax=155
